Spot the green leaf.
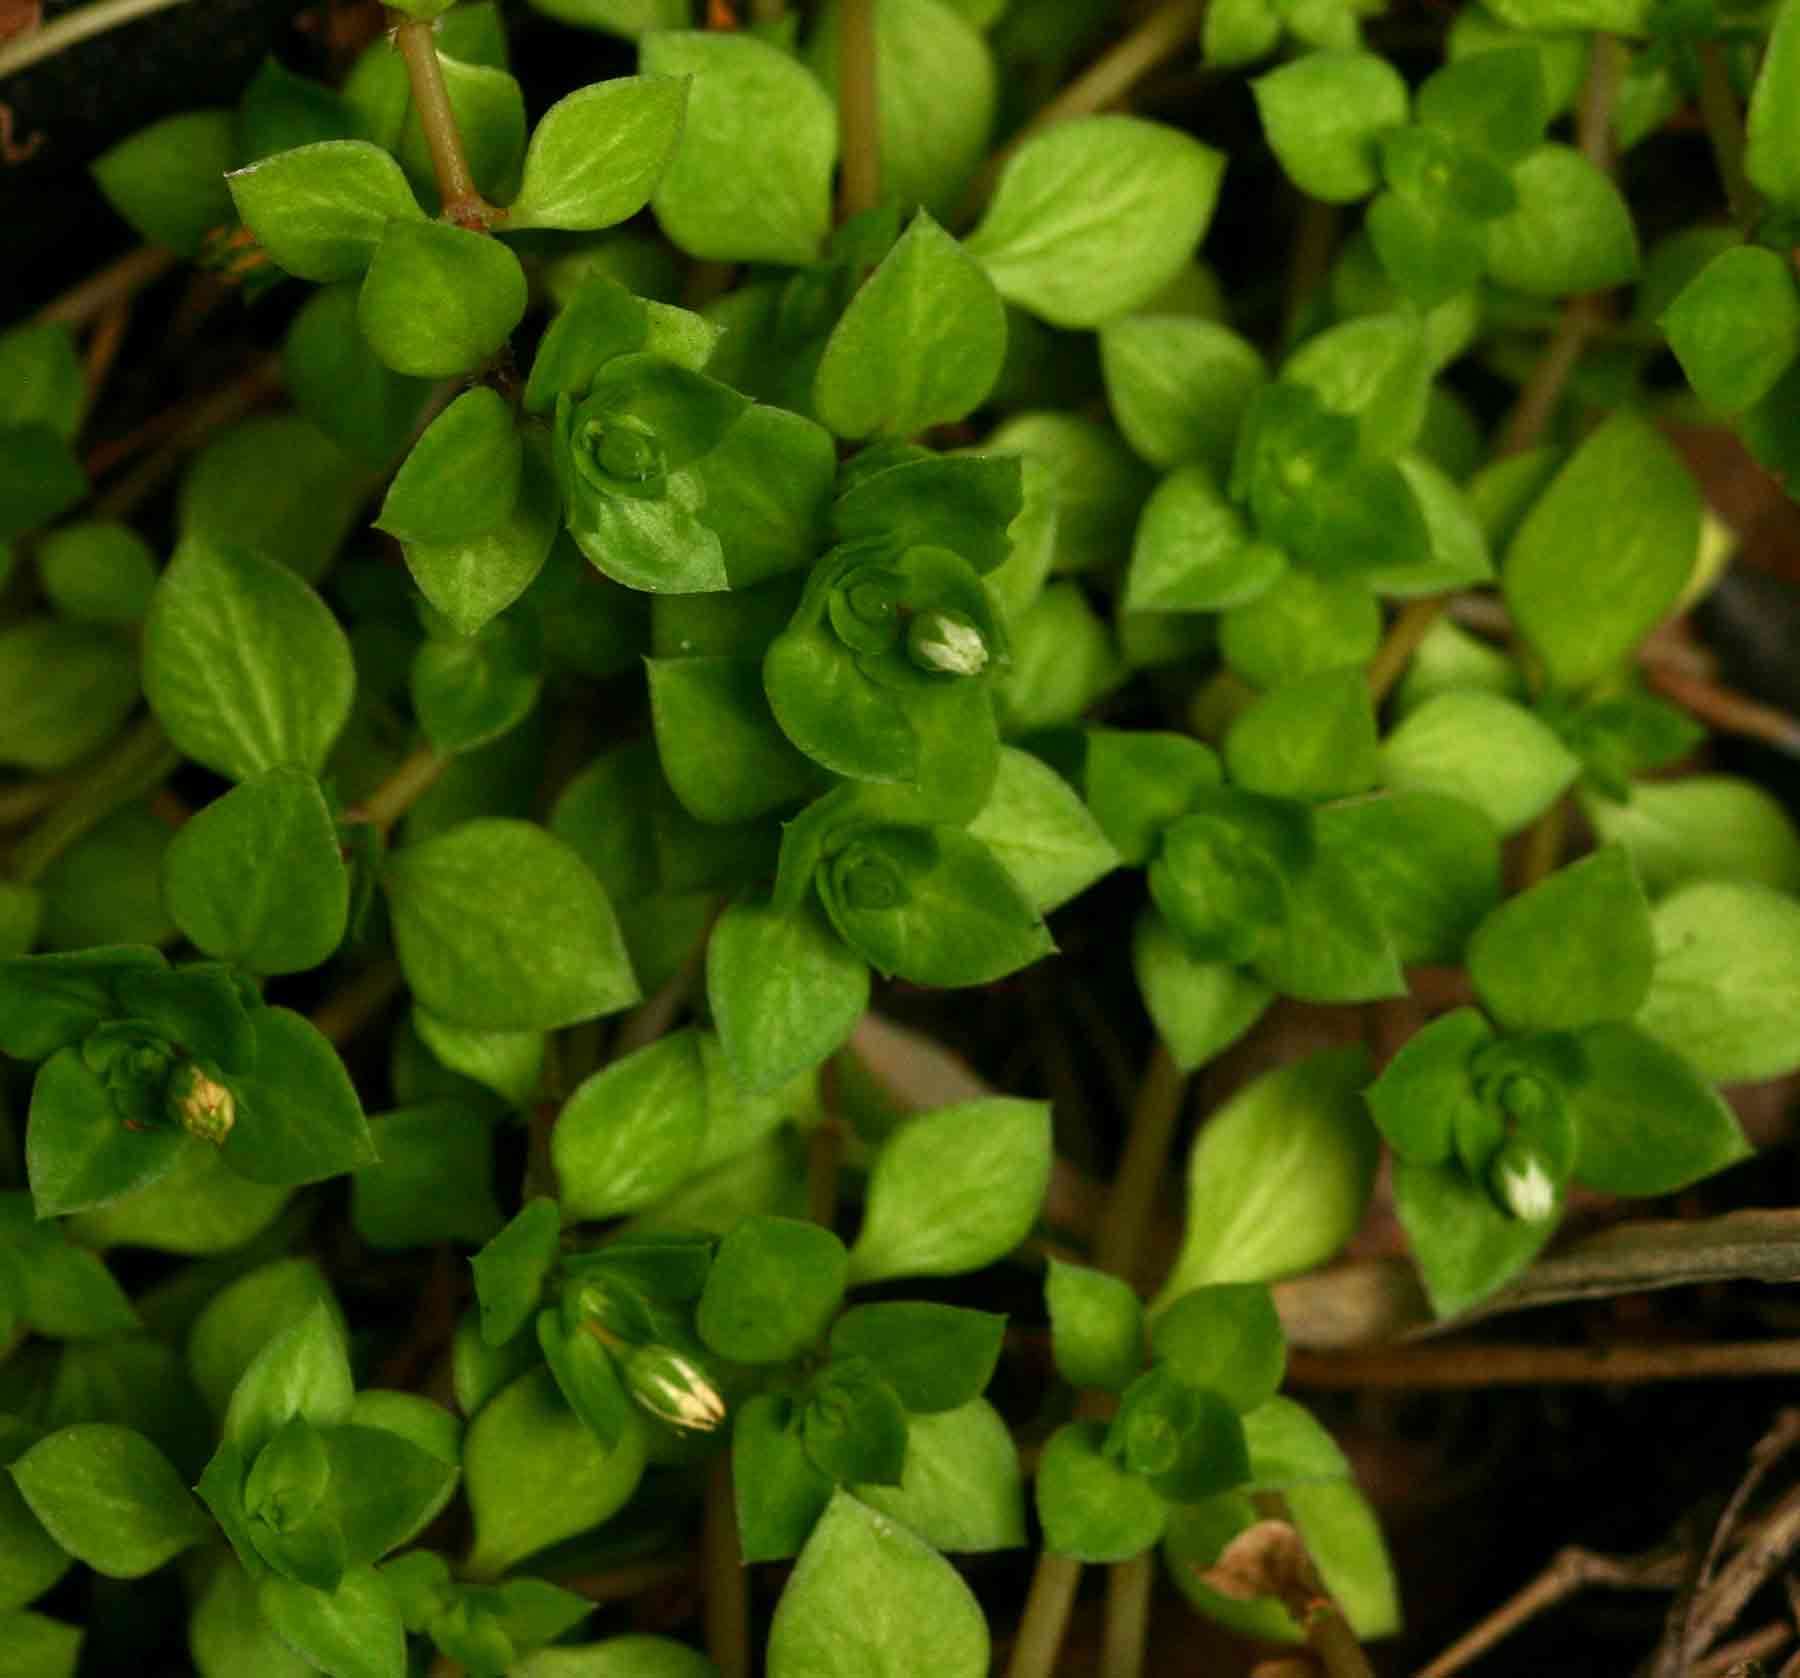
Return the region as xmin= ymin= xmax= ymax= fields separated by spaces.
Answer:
xmin=1224 ymin=667 xmax=1380 ymax=803
xmin=1380 ymin=691 xmax=1579 ymax=835
xmin=707 ymin=897 xmax=870 ymax=1096
xmin=69 ymin=1134 xmax=289 ymax=1257
xmin=358 ymin=222 xmax=527 ymax=378
xmin=0 ymin=1451 xmax=73 ymax=1615
xmin=1125 ymin=463 xmax=1286 ymax=613
xmin=385 ymin=819 xmax=639 ymax=1032
xmin=144 ymin=538 xmax=355 ymax=783
xmin=1485 ymin=144 xmax=1639 ymax=297
xmin=413 ymin=1009 xmax=543 ymax=1108
xmin=238 ymin=56 xmax=359 ymax=164
xmin=464 ymin=1367 xmax=648 ymax=1580
xmin=36 ymin=524 xmax=158 ymax=626
xmin=983 ymin=411 xmax=1153 ymax=576
xmin=396 ymin=56 xmax=528 ymax=213
xmin=1392 ymin=1156 xmax=1557 ymax=1317
xmin=228 ymin=141 xmax=425 ymax=282
xmin=807 ymin=0 xmax=997 ymax=217
xmin=1637 ymin=882 xmax=1800 ymax=1083
xmin=92 ymin=111 xmax=236 ymax=257
xmin=699 ymin=1216 xmax=848 ymax=1365
xmin=0 ymin=621 xmax=139 ymax=774
xmin=1747 ymin=0 xmax=1800 ymax=210
xmin=552 ymin=1030 xmax=708 ymax=1221
xmin=508 ymin=75 xmax=687 ymax=230
xmin=161 ymin=768 xmax=349 ymax=975
xmin=966 ymin=116 xmax=1226 ymax=328
xmin=1468 ymin=846 xmax=1654 ymax=1033
xmin=649 ymin=655 xmax=826 ymax=823
xmin=814 ymin=213 xmax=1007 ymax=441
xmin=734 ymin=1394 xmax=834 ymax=1564
xmin=1133 ymin=909 xmax=1273 ymax=1073
xmin=828 ymin=1303 xmax=1006 ymax=1413
xmin=0 ymin=323 xmax=83 ymax=442
xmin=10 ymin=1425 xmax=211 ymax=1578
xmin=1570 ymin=1020 xmax=1751 ymax=1195
xmin=1101 ymin=316 xmax=1266 ymax=475
xmin=179 ymin=414 xmax=372 ymax=585
xmin=471 ymin=1198 xmax=561 ymax=1347
xmin=412 ymin=613 xmax=543 ymax=756
xmin=1152 ymin=1283 xmax=1285 ymax=1413
xmin=1218 ymin=570 xmax=1383 ymax=689
xmin=222 ymin=1007 xmax=378 ymax=1188
xmin=1107 ymin=1366 xmax=1248 ymax=1503
xmin=0 ymin=425 xmax=86 ymax=545
xmin=191 ymin=1559 xmax=312 ymax=1678
xmin=403 ymin=430 xmax=561 ymax=638
xmin=1252 ymin=52 xmax=1410 ymax=202
xmin=222 ymin=1301 xmax=355 ymax=1461
xmin=1417 ymin=46 xmax=1548 ymax=165
xmin=1156 ymin=1048 xmax=1377 ymax=1306
xmin=1662 ymin=245 xmax=1800 ymax=413
xmin=1503 ymin=412 xmax=1699 ymax=692
xmin=26 ymin=1049 xmax=188 ymax=1219
xmin=352 ymin=1105 xmax=501 ymax=1249
xmin=1046 ymin=1260 xmax=1143 ymax=1394
xmin=640 ymin=31 xmax=836 ymax=265
xmin=258 ymin=1565 xmax=406 ymax=1678
xmin=1281 ymin=312 xmax=1432 ymax=459
xmin=848 ymin=1097 xmax=1050 ymax=1284
xmin=1315 ymin=792 xmax=1501 ymax=966
xmin=284 ymin=284 xmax=435 ymax=468
xmin=1083 ymin=731 xmax=1221 ymax=867
xmin=818 ymin=825 xmax=1053 ymax=989
xmin=766 ymin=1491 xmax=989 ymax=1678
xmin=1036 ymin=1420 xmax=1166 ymax=1562
xmin=1243 ymin=1397 xmax=1352 ymax=1489
xmin=378 ymin=390 xmax=522 ymax=548
xmin=853 ymin=1398 xmax=1024 ymax=1553
xmin=694 ymin=405 xmax=838 ymax=590
xmin=966 ymin=747 xmax=1118 ymax=913
xmin=189 ymin=1259 xmax=341 ymax=1418
xmin=523 ymin=276 xmax=649 ymax=415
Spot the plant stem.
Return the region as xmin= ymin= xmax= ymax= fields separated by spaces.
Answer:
xmin=1696 ymin=39 xmax=1759 ymax=228
xmin=703 ymin=1452 xmax=749 ymax=1678
xmin=393 ymin=14 xmax=492 ymax=228
xmin=0 ymin=778 xmax=66 ymax=829
xmin=611 ymin=901 xmax=722 ymax=1056
xmin=960 ymin=0 xmax=1205 ymax=218
xmin=0 ymin=0 xmax=190 ymax=77
xmin=1004 ymin=1550 xmax=1083 ymax=1678
xmin=1645 ymin=662 xmax=1800 ymax=757
xmin=310 ymin=960 xmax=403 ymax=1047
xmin=836 ymin=0 xmax=881 ymax=222
xmin=1288 ymin=1337 xmax=1800 ymax=1389
xmin=1366 ymin=597 xmax=1446 ymax=705
xmin=1515 ymin=793 xmax=1567 ymax=890
xmin=1103 ymin=1553 xmax=1156 ymax=1677
xmin=8 ymin=718 xmax=180 ymax=884
xmin=81 ymin=299 xmax=131 ymax=410
xmin=1093 ymin=1041 xmax=1187 ymax=1282
xmin=349 ymin=744 xmax=447 ymax=835
xmin=35 ymin=246 xmax=175 ymax=329
xmin=1495 ymin=297 xmax=1600 ymax=459
xmin=749 ymin=0 xmax=785 ymax=20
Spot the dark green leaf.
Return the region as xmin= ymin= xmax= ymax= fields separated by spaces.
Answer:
xmin=1151 ymin=1283 xmax=1285 ymax=1413
xmin=734 ymin=1393 xmax=834 ymax=1564
xmin=698 ymin=1216 xmax=848 ymax=1365
xmin=26 ymin=1049 xmax=188 ymax=1219
xmin=223 ymin=1008 xmax=377 ymax=1188
xmin=802 ymin=1362 xmax=908 ymax=1485
xmin=352 ymin=1105 xmax=501 ymax=1249
xmin=1392 ymin=1156 xmax=1557 ymax=1318
xmin=385 ymin=819 xmax=639 ymax=1032
xmin=1467 ymin=846 xmax=1654 ymax=1033
xmin=161 ymin=768 xmax=349 ymax=975
xmin=0 ymin=620 xmax=138 ymax=773
xmin=1363 ymin=1005 xmax=1493 ymax=1166
xmin=36 ymin=523 xmax=158 ymax=626
xmin=257 ymin=1565 xmax=406 ymax=1678
xmin=470 ymin=1198 xmax=562 ymax=1347
xmin=828 ymin=1303 xmax=1006 ymax=1413
xmin=92 ymin=111 xmax=236 ymax=257
xmin=284 ymin=284 xmax=435 ymax=468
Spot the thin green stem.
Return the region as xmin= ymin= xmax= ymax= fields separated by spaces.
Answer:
xmin=9 ymin=718 xmax=180 ymax=884
xmin=393 ymin=15 xmax=492 ymax=227
xmin=1103 ymin=1553 xmax=1156 ymax=1678
xmin=1093 ymin=1041 xmax=1187 ymax=1283
xmin=310 ymin=960 xmax=404 ymax=1048
xmin=836 ymin=0 xmax=881 ymax=222
xmin=1366 ymin=597 xmax=1447 ymax=706
xmin=1696 ymin=40 xmax=1760 ymax=228
xmin=0 ymin=0 xmax=192 ymax=78
xmin=1004 ymin=1550 xmax=1083 ymax=1678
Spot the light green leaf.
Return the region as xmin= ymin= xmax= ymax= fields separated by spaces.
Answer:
xmin=1252 ymin=52 xmax=1410 ymax=202
xmin=1485 ymin=143 xmax=1639 ymax=297
xmin=1380 ymin=691 xmax=1579 ymax=835
xmin=508 ymin=75 xmax=687 ymax=230
xmin=967 ymin=747 xmax=1118 ymax=913
xmin=227 ymin=140 xmax=425 ymax=282
xmin=1585 ymin=776 xmax=1800 ymax=897
xmin=966 ymin=116 xmax=1226 ymax=328
xmin=854 ymin=1401 xmax=1026 ymax=1553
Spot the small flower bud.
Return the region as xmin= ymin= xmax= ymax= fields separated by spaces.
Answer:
xmin=623 ymin=1345 xmax=727 ymax=1434
xmin=166 ymin=1062 xmax=235 ymax=1144
xmin=1489 ymin=1140 xmax=1557 ymax=1223
xmin=906 ymin=609 xmax=988 ymax=677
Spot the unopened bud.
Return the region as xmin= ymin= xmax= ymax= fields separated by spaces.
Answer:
xmin=1489 ymin=1141 xmax=1557 ymax=1223
xmin=906 ymin=609 xmax=988 ymax=677
xmin=167 ymin=1062 xmax=235 ymax=1144
xmin=624 ymin=1345 xmax=726 ymax=1434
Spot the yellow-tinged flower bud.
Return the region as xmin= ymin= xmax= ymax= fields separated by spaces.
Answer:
xmin=623 ymin=1345 xmax=727 ymax=1434
xmin=166 ymin=1062 xmax=235 ymax=1144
